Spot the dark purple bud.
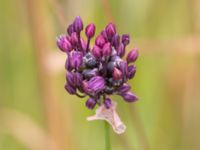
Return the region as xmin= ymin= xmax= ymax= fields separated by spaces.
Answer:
xmin=70 ymin=32 xmax=79 ymax=46
xmin=75 ymin=72 xmax=83 ymax=87
xmin=57 ymin=35 xmax=72 ymax=53
xmin=85 ymin=23 xmax=96 ymax=39
xmin=127 ymin=48 xmax=139 ymax=63
xmin=66 ymin=72 xmax=75 ymax=86
xmin=112 ymin=67 xmax=122 ymax=80
xmin=117 ymin=43 xmax=125 ymax=57
xmin=65 ymin=84 xmax=76 ymax=94
xmin=122 ymin=34 xmax=130 ymax=46
xmin=105 ymin=23 xmax=116 ymax=39
xmin=121 ymin=91 xmax=138 ymax=102
xmin=88 ymin=76 xmax=105 ymax=93
xmin=65 ymin=57 xmax=72 ymax=71
xmin=83 ymin=53 xmax=97 ymax=68
xmin=67 ymin=24 xmax=74 ymax=36
xmin=120 ymin=61 xmax=128 ymax=78
xmin=86 ymin=97 xmax=97 ymax=109
xmin=111 ymin=34 xmax=120 ymax=48
xmin=104 ymin=98 xmax=112 ymax=109
xmin=95 ymin=35 xmax=106 ymax=48
xmin=92 ymin=45 xmax=101 ymax=59
xmin=127 ymin=65 xmax=136 ymax=79
xmin=83 ymin=68 xmax=98 ymax=79
xmin=73 ymin=16 xmax=83 ymax=33
xmin=102 ymin=42 xmax=111 ymax=57
xmin=117 ymin=83 xmax=131 ymax=94
xmin=69 ymin=51 xmax=83 ymax=69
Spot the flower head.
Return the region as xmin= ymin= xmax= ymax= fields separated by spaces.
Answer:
xmin=57 ymin=16 xmax=139 ymax=134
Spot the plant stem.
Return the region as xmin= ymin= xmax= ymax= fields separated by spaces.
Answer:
xmin=105 ymin=121 xmax=111 ymax=150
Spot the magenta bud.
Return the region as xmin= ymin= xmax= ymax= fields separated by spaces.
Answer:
xmin=65 ymin=84 xmax=76 ymax=94
xmin=73 ymin=16 xmax=83 ymax=33
xmin=92 ymin=45 xmax=101 ymax=58
xmin=127 ymin=48 xmax=139 ymax=63
xmin=117 ymin=83 xmax=131 ymax=94
xmin=105 ymin=23 xmax=116 ymax=38
xmin=117 ymin=43 xmax=125 ymax=57
xmin=70 ymin=32 xmax=79 ymax=46
xmin=104 ymin=98 xmax=112 ymax=109
xmin=121 ymin=91 xmax=138 ymax=102
xmin=112 ymin=67 xmax=122 ymax=80
xmin=102 ymin=42 xmax=111 ymax=57
xmin=85 ymin=23 xmax=96 ymax=39
xmin=86 ymin=97 xmax=97 ymax=109
xmin=57 ymin=35 xmax=72 ymax=53
xmin=111 ymin=34 xmax=120 ymax=48
xmin=95 ymin=35 xmax=106 ymax=48
xmin=67 ymin=24 xmax=74 ymax=36
xmin=127 ymin=65 xmax=136 ymax=79
xmin=122 ymin=34 xmax=130 ymax=46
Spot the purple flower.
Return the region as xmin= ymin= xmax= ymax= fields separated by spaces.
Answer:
xmin=86 ymin=97 xmax=97 ymax=109
xmin=87 ymin=76 xmax=105 ymax=93
xmin=126 ymin=48 xmax=139 ymax=63
xmin=104 ymin=98 xmax=112 ymax=109
xmin=122 ymin=34 xmax=130 ymax=46
xmin=95 ymin=35 xmax=106 ymax=48
xmin=85 ymin=23 xmax=96 ymax=39
xmin=105 ymin=23 xmax=116 ymax=39
xmin=57 ymin=16 xmax=139 ymax=110
xmin=73 ymin=16 xmax=83 ymax=33
xmin=121 ymin=92 xmax=138 ymax=102
xmin=57 ymin=35 xmax=72 ymax=53
xmin=69 ymin=51 xmax=83 ymax=69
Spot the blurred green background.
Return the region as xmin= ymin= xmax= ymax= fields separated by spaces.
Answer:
xmin=0 ymin=0 xmax=200 ymax=150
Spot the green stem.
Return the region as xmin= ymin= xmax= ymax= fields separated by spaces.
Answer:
xmin=105 ymin=121 xmax=111 ymax=150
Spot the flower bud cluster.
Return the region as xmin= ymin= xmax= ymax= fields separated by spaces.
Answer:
xmin=57 ymin=16 xmax=139 ymax=109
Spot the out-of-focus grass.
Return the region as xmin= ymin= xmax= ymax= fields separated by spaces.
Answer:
xmin=0 ymin=0 xmax=200 ymax=150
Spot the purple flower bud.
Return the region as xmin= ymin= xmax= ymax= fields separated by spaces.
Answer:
xmin=111 ymin=34 xmax=120 ymax=48
xmin=104 ymin=98 xmax=112 ymax=109
xmin=69 ymin=51 xmax=83 ymax=69
xmin=105 ymin=23 xmax=116 ymax=39
xmin=65 ymin=57 xmax=72 ymax=71
xmin=88 ymin=76 xmax=105 ymax=93
xmin=122 ymin=34 xmax=130 ymax=46
xmin=92 ymin=45 xmax=101 ymax=59
xmin=112 ymin=67 xmax=122 ymax=80
xmin=73 ymin=16 xmax=83 ymax=33
xmin=86 ymin=97 xmax=97 ymax=109
xmin=70 ymin=32 xmax=79 ymax=46
xmin=83 ymin=53 xmax=97 ymax=68
xmin=119 ymin=61 xmax=128 ymax=78
xmin=65 ymin=84 xmax=76 ymax=94
xmin=66 ymin=72 xmax=75 ymax=86
xmin=101 ymin=30 xmax=108 ymax=41
xmin=102 ymin=42 xmax=111 ymax=57
xmin=117 ymin=83 xmax=131 ymax=94
xmin=95 ymin=35 xmax=106 ymax=48
xmin=126 ymin=48 xmax=139 ymax=63
xmin=121 ymin=91 xmax=138 ymax=102
xmin=127 ymin=65 xmax=136 ymax=79
xmin=67 ymin=24 xmax=74 ymax=36
xmin=85 ymin=23 xmax=96 ymax=39
xmin=75 ymin=72 xmax=83 ymax=87
xmin=57 ymin=35 xmax=72 ymax=53
xmin=117 ymin=43 xmax=125 ymax=57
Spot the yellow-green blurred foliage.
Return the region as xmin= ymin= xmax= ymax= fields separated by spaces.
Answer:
xmin=0 ymin=0 xmax=200 ymax=150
